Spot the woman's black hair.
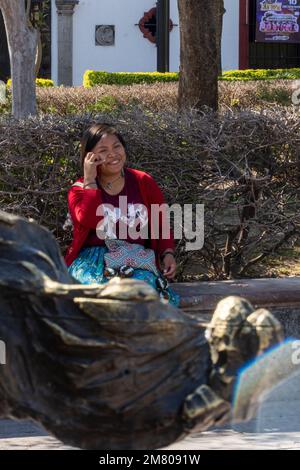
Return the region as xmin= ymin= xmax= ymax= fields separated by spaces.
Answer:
xmin=80 ymin=123 xmax=127 ymax=171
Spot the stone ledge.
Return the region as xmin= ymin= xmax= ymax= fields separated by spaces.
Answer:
xmin=173 ymin=276 xmax=300 ymax=337
xmin=173 ymin=276 xmax=300 ymax=313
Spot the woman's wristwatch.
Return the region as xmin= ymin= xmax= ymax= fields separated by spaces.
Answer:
xmin=160 ymin=250 xmax=175 ymax=262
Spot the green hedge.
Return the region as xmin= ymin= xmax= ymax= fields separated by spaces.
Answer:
xmin=83 ymin=68 xmax=300 ymax=86
xmin=6 ymin=78 xmax=54 ymax=88
xmin=83 ymin=70 xmax=179 ymax=87
xmin=221 ymin=68 xmax=300 ymax=81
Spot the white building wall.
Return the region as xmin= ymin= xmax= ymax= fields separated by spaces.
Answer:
xmin=51 ymin=0 xmax=240 ymax=86
xmin=222 ymin=0 xmax=240 ymax=71
xmin=51 ymin=0 xmax=58 ymax=85
xmin=169 ymin=0 xmax=180 ymax=73
xmin=73 ymin=0 xmax=157 ymax=85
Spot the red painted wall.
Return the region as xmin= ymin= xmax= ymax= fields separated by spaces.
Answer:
xmin=239 ymin=0 xmax=249 ymax=69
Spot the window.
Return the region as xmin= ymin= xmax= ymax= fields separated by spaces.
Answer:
xmin=138 ymin=7 xmax=173 ymax=44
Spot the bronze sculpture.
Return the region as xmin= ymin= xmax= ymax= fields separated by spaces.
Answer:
xmin=0 ymin=210 xmax=284 ymax=449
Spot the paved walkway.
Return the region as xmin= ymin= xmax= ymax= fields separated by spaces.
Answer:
xmin=1 ymin=333 xmax=299 ymax=450
xmin=1 ymin=396 xmax=300 ymax=450
xmin=0 ymin=421 xmax=300 ymax=450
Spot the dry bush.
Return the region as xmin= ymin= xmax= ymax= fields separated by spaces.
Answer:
xmin=36 ymin=83 xmax=179 ymax=114
xmin=0 ymin=107 xmax=299 ymax=281
xmin=1 ymin=80 xmax=297 ymax=116
xmin=219 ymin=79 xmax=299 ymax=109
xmin=0 ymin=80 xmax=298 ymax=117
xmin=32 ymin=80 xmax=300 ymax=115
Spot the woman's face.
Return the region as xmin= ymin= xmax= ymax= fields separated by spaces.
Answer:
xmin=92 ymin=133 xmax=126 ymax=177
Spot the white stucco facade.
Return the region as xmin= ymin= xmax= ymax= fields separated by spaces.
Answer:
xmin=51 ymin=0 xmax=240 ymax=86
xmin=222 ymin=0 xmax=240 ymax=71
xmin=51 ymin=1 xmax=58 ymax=84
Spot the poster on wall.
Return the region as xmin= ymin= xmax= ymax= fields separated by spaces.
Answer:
xmin=256 ymin=0 xmax=300 ymax=43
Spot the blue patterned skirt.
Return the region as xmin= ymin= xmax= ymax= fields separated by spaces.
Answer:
xmin=68 ymin=246 xmax=180 ymax=307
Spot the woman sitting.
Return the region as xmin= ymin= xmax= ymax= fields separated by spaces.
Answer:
xmin=65 ymin=123 xmax=180 ymax=307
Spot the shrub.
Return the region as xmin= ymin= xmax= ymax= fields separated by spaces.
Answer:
xmin=6 ymin=78 xmax=54 ymax=88
xmin=0 ymin=108 xmax=299 ymax=281
xmin=256 ymin=86 xmax=291 ymax=106
xmin=221 ymin=68 xmax=300 ymax=81
xmin=34 ymin=80 xmax=297 ymax=115
xmin=83 ymin=68 xmax=300 ymax=87
xmin=36 ymin=83 xmax=179 ymax=115
xmin=85 ymin=95 xmax=121 ymax=113
xmin=83 ymin=70 xmax=179 ymax=87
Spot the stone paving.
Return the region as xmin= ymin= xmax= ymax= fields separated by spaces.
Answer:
xmin=1 ymin=352 xmax=299 ymax=450
xmin=0 ymin=412 xmax=300 ymax=450
xmin=0 ymin=422 xmax=300 ymax=450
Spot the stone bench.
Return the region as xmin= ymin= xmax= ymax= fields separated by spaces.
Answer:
xmin=173 ymin=277 xmax=300 ymax=337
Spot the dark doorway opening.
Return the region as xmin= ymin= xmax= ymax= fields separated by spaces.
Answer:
xmin=0 ymin=1 xmax=51 ymax=83
xmin=0 ymin=12 xmax=10 ymax=82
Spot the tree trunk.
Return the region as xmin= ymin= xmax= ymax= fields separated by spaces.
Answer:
xmin=177 ymin=0 xmax=225 ymax=111
xmin=35 ymin=28 xmax=42 ymax=77
xmin=0 ymin=0 xmax=37 ymax=118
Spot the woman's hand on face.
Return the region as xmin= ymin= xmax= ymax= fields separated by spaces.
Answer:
xmin=83 ymin=152 xmax=105 ymax=181
xmin=162 ymin=254 xmax=176 ymax=280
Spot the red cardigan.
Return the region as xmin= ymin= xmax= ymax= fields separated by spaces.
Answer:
xmin=64 ymin=168 xmax=175 ymax=267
